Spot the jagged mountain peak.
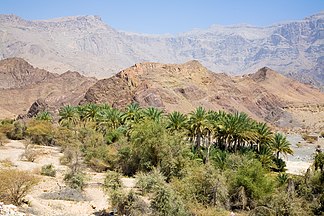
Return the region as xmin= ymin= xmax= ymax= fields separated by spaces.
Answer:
xmin=249 ymin=67 xmax=283 ymax=82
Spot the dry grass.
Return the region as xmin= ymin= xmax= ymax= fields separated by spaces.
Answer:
xmin=0 ymin=169 xmax=39 ymax=205
xmin=0 ymin=158 xmax=14 ymax=167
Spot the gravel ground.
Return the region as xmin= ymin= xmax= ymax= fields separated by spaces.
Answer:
xmin=284 ymin=134 xmax=323 ymax=175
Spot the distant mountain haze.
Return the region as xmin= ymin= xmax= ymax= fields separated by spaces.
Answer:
xmin=0 ymin=12 xmax=323 ymax=88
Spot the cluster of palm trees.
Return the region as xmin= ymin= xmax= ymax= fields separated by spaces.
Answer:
xmin=57 ymin=103 xmax=293 ymax=163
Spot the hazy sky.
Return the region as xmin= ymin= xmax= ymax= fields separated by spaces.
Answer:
xmin=1 ymin=0 xmax=323 ymax=34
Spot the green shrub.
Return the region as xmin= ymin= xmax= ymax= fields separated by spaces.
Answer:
xmin=41 ymin=164 xmax=56 ymax=177
xmin=63 ymin=171 xmax=86 ymax=190
xmin=110 ymin=189 xmax=149 ymax=215
xmin=118 ymin=119 xmax=190 ymax=178
xmin=35 ymin=111 xmax=53 ymax=121
xmin=26 ymin=119 xmax=54 ymax=145
xmin=272 ymin=158 xmax=287 ymax=172
xmin=0 ymin=120 xmax=13 ymax=145
xmin=151 ymin=184 xmax=188 ymax=216
xmin=6 ymin=121 xmax=26 ymax=140
xmin=171 ymin=164 xmax=229 ymax=209
xmin=277 ymin=172 xmax=289 ymax=186
xmin=103 ymin=171 xmax=122 ymax=191
xmin=229 ymin=159 xmax=274 ymax=210
xmin=210 ymin=149 xmax=228 ymax=171
xmin=53 ymin=126 xmax=78 ymax=149
xmin=83 ymin=144 xmax=118 ymax=172
xmin=135 ymin=168 xmax=166 ymax=195
xmin=267 ymin=192 xmax=312 ymax=216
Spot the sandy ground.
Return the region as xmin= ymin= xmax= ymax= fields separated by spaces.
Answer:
xmin=0 ymin=140 xmax=110 ymax=216
xmin=285 ymin=134 xmax=324 ymax=175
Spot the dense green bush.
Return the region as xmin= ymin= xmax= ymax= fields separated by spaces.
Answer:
xmin=171 ymin=164 xmax=229 ymax=209
xmin=103 ymin=171 xmax=122 ymax=191
xmin=135 ymin=168 xmax=166 ymax=195
xmin=151 ymin=184 xmax=188 ymax=216
xmin=63 ymin=171 xmax=86 ymax=190
xmin=40 ymin=164 xmax=56 ymax=177
xmin=109 ymin=189 xmax=149 ymax=215
xmin=83 ymin=144 xmax=118 ymax=172
xmin=25 ymin=119 xmax=54 ymax=145
xmin=229 ymin=159 xmax=274 ymax=210
xmin=6 ymin=120 xmax=26 ymax=140
xmin=118 ymin=119 xmax=190 ymax=178
xmin=0 ymin=119 xmax=14 ymax=145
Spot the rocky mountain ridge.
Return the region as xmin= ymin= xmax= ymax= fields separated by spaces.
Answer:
xmin=0 ymin=12 xmax=323 ymax=87
xmin=0 ymin=58 xmax=97 ymax=118
xmin=0 ymin=57 xmax=55 ymax=89
xmin=82 ymin=60 xmax=324 ymax=129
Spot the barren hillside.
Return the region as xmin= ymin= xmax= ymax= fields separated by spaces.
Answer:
xmin=82 ymin=61 xmax=324 ymax=129
xmin=0 ymin=58 xmax=97 ymax=118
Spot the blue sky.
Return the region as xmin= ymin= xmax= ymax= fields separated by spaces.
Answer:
xmin=1 ymin=0 xmax=323 ymax=34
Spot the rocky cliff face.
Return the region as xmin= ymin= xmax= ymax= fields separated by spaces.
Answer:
xmin=0 ymin=12 xmax=323 ymax=87
xmin=82 ymin=61 xmax=324 ymax=129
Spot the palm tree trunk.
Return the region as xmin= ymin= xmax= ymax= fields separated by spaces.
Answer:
xmin=195 ymin=131 xmax=201 ymax=150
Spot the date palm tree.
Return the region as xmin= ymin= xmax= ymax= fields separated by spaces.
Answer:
xmin=58 ymin=105 xmax=79 ymax=128
xmin=166 ymin=111 xmax=187 ymax=132
xmin=188 ymin=107 xmax=211 ymax=150
xmin=254 ymin=122 xmax=273 ymax=153
xmin=96 ymin=108 xmax=123 ymax=134
xmin=270 ymin=133 xmax=293 ymax=160
xmin=122 ymin=103 xmax=143 ymax=125
xmin=83 ymin=103 xmax=99 ymax=123
xmin=143 ymin=107 xmax=163 ymax=122
xmin=35 ymin=111 xmax=52 ymax=121
xmin=216 ymin=112 xmax=256 ymax=151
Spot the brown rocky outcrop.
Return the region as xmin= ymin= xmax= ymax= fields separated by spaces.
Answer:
xmin=82 ymin=61 xmax=324 ymax=128
xmin=26 ymin=99 xmax=48 ymax=118
xmin=0 ymin=58 xmax=97 ymax=118
xmin=0 ymin=57 xmax=55 ymax=89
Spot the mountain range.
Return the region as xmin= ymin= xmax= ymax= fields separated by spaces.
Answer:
xmin=82 ymin=60 xmax=324 ymax=130
xmin=0 ymin=12 xmax=323 ymax=88
xmin=1 ymin=58 xmax=323 ymax=130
